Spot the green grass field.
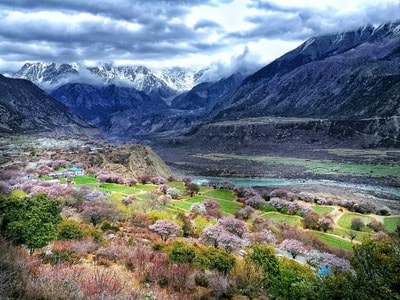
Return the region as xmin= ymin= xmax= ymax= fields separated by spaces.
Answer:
xmin=169 ymin=200 xmax=193 ymax=211
xmin=337 ymin=213 xmax=376 ymax=230
xmin=72 ymin=175 xmax=98 ymax=185
xmin=204 ymin=189 xmax=235 ymax=201
xmin=100 ymin=183 xmax=157 ymax=195
xmin=311 ymin=206 xmax=335 ymax=216
xmin=100 ymin=183 xmax=135 ymax=194
xmin=168 ymin=181 xmax=185 ymax=191
xmin=311 ymin=231 xmax=354 ymax=251
xmin=332 ymin=227 xmax=371 ymax=242
xmin=384 ymin=216 xmax=400 ymax=233
xmin=186 ymin=196 xmax=207 ymax=203
xmin=213 ymin=198 xmax=242 ymax=215
xmin=261 ymin=212 xmax=303 ymax=226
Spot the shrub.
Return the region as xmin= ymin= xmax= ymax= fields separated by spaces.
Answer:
xmin=57 ymin=220 xmax=85 ymax=240
xmin=245 ymin=229 xmax=276 ymax=245
xmin=248 ymin=243 xmax=279 ymax=288
xmin=137 ymin=174 xmax=151 ymax=184
xmin=190 ymin=202 xmax=207 ymax=215
xmin=45 ymin=241 xmax=81 ymax=265
xmin=303 ymin=211 xmax=320 ymax=230
xmin=121 ymin=194 xmax=137 ymax=206
xmin=230 ymin=259 xmax=264 ymax=298
xmin=191 ymin=215 xmax=213 ymax=238
xmin=0 ymin=194 xmax=62 ymax=253
xmin=298 ymin=192 xmax=315 ymax=202
xmin=166 ymin=188 xmax=182 ymax=199
xmin=367 ymin=220 xmax=384 ymax=232
xmin=203 ymin=199 xmax=222 ymax=218
xmin=218 ymin=217 xmax=247 ymax=238
xmin=234 ymin=186 xmax=256 ymax=198
xmin=377 ymin=206 xmax=391 ymax=216
xmin=185 ymin=182 xmax=200 ymax=197
xmin=306 ymin=250 xmax=352 ymax=273
xmin=80 ymin=199 xmax=121 ymax=226
xmin=131 ymin=212 xmax=151 ymax=228
xmin=318 ymin=217 xmax=334 ymax=232
xmin=350 ymin=239 xmax=400 ymax=299
xmin=168 ymin=241 xmax=196 ymax=264
xmin=235 ymin=205 xmax=255 ymax=220
xmin=148 ymin=220 xmax=181 ymax=241
xmin=194 ymin=247 xmax=236 ymax=274
xmin=100 ymin=221 xmax=119 ymax=232
xmin=269 ymin=257 xmax=317 ymax=300
xmin=207 ymin=271 xmax=232 ymax=299
xmin=351 ymin=218 xmax=365 ymax=231
xmin=245 ymin=195 xmax=266 ymax=209
xmin=80 ymin=267 xmax=125 ymax=299
xmin=280 ymin=239 xmax=307 ymax=259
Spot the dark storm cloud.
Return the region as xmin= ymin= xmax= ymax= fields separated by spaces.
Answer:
xmin=0 ymin=0 xmax=399 ymax=72
xmin=241 ymin=0 xmax=400 ymax=41
xmin=0 ymin=0 xmax=211 ymax=66
xmin=194 ymin=19 xmax=222 ymax=30
xmin=0 ymin=0 xmax=191 ymax=22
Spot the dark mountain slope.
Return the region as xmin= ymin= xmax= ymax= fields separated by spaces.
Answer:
xmin=0 ymin=74 xmax=94 ymax=135
xmin=51 ymin=83 xmax=168 ymax=127
xmin=214 ymin=22 xmax=400 ymax=121
xmin=171 ymin=73 xmax=244 ymax=110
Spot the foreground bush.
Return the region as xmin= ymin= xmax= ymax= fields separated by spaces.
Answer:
xmin=0 ymin=194 xmax=61 ymax=253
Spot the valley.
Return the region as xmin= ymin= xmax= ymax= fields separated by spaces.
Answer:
xmin=1 ymin=18 xmax=400 ymax=299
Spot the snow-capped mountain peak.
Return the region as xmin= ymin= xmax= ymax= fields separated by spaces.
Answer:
xmin=11 ymin=62 xmax=201 ymax=96
xmin=13 ymin=62 xmax=79 ymax=86
xmin=157 ymin=67 xmax=197 ymax=92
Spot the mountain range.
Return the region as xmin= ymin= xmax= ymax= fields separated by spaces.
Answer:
xmin=2 ymin=21 xmax=400 ymax=146
xmin=10 ymin=62 xmax=201 ymax=96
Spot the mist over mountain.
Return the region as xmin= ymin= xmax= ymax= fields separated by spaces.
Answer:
xmin=10 ymin=62 xmax=203 ymax=97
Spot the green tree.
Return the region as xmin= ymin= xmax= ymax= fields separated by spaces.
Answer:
xmin=247 ymin=243 xmax=279 ymax=288
xmin=0 ymin=194 xmax=61 ymax=253
xmin=194 ymin=246 xmax=236 ymax=274
xmin=351 ymin=239 xmax=400 ymax=299
xmin=269 ymin=257 xmax=318 ymax=300
xmin=169 ymin=241 xmax=196 ymax=264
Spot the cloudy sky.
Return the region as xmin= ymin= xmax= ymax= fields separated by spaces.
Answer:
xmin=0 ymin=0 xmax=399 ymax=73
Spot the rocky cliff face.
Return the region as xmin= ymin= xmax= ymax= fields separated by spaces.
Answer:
xmin=213 ymin=22 xmax=400 ymax=121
